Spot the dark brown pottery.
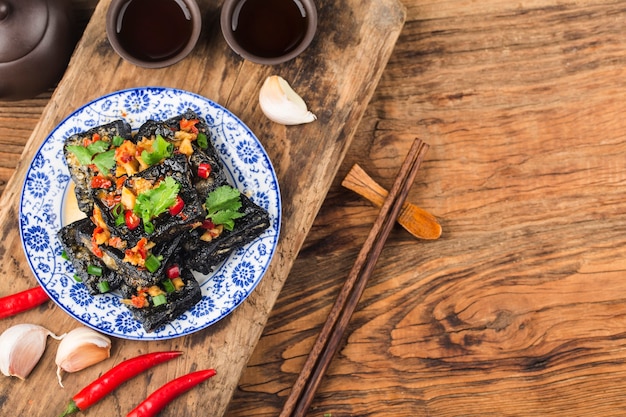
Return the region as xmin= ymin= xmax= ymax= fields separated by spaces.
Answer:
xmin=220 ymin=0 xmax=318 ymax=65
xmin=106 ymin=0 xmax=202 ymax=69
xmin=0 ymin=0 xmax=75 ymax=100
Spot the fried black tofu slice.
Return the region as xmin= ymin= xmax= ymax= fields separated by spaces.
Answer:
xmin=93 ymin=153 xmax=206 ymax=247
xmin=188 ymin=143 xmax=230 ymax=199
xmin=182 ymin=192 xmax=271 ymax=275
xmin=119 ymin=266 xmax=202 ymax=333
xmin=57 ymin=218 xmax=122 ymax=295
xmin=136 ymin=110 xmax=230 ymax=198
xmin=63 ymin=216 xmax=185 ymax=289
xmin=63 ymin=120 xmax=132 ymax=215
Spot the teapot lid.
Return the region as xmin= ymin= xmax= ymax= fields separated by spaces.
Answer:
xmin=0 ymin=0 xmax=49 ymax=62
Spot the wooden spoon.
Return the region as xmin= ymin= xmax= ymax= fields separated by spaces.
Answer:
xmin=341 ymin=164 xmax=442 ymax=240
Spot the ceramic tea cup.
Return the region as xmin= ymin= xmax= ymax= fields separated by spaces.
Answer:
xmin=106 ymin=0 xmax=202 ymax=68
xmin=220 ymin=0 xmax=317 ymax=65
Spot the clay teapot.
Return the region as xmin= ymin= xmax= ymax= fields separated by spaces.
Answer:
xmin=0 ymin=0 xmax=75 ymax=100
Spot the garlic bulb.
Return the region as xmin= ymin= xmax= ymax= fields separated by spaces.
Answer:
xmin=259 ymin=75 xmax=317 ymax=125
xmin=55 ymin=326 xmax=111 ymax=387
xmin=0 ymin=323 xmax=62 ymax=380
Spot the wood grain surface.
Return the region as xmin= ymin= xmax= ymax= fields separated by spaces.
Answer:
xmin=228 ymin=1 xmax=626 ymax=416
xmin=0 ymin=0 xmax=405 ymax=416
xmin=3 ymin=0 xmax=626 ymax=416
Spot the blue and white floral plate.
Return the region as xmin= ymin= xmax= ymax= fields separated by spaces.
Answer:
xmin=19 ymin=87 xmax=281 ymax=340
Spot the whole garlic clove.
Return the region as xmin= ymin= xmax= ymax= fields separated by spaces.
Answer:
xmin=55 ymin=326 xmax=111 ymax=387
xmin=0 ymin=323 xmax=62 ymax=380
xmin=259 ymin=75 xmax=317 ymax=125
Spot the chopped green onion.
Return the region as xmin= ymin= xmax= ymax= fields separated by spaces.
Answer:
xmin=112 ymin=203 xmax=124 ymax=217
xmin=162 ymin=279 xmax=176 ymax=293
xmin=144 ymin=220 xmax=155 ymax=234
xmin=152 ymin=294 xmax=167 ymax=306
xmin=145 ymin=254 xmax=161 ymax=273
xmin=97 ymin=280 xmax=110 ymax=293
xmin=61 ymin=250 xmax=69 ymax=260
xmin=112 ymin=135 xmax=124 ymax=147
xmin=87 ymin=265 xmax=103 ymax=276
xmin=197 ymin=132 xmax=208 ymax=149
xmin=113 ymin=203 xmax=125 ymax=226
xmin=73 ymin=274 xmax=82 ymax=282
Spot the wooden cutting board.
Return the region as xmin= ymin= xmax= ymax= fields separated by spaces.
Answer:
xmin=0 ymin=0 xmax=405 ymax=415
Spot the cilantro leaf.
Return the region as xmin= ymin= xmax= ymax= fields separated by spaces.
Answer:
xmin=141 ymin=135 xmax=173 ymax=166
xmin=205 ymin=185 xmax=245 ymax=231
xmin=92 ymin=149 xmax=116 ymax=174
xmin=66 ymin=145 xmax=93 ymax=165
xmin=87 ymin=140 xmax=110 ymax=154
xmin=66 ymin=140 xmax=114 ymax=174
xmin=133 ymin=177 xmax=180 ymax=233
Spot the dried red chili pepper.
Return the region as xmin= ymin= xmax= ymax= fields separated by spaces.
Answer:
xmin=58 ymin=351 xmax=182 ymax=417
xmin=0 ymin=285 xmax=49 ymax=319
xmin=126 ymin=369 xmax=217 ymax=417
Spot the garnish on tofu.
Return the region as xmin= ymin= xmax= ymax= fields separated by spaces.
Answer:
xmin=90 ymin=206 xmax=111 ymax=257
xmin=141 ymin=135 xmax=174 ymax=166
xmin=205 ymin=185 xmax=245 ymax=231
xmin=66 ymin=136 xmax=116 ymax=175
xmin=180 ymin=118 xmax=199 ymax=133
xmin=121 ymin=265 xmax=186 ymax=310
xmin=115 ymin=140 xmax=140 ymax=176
xmin=133 ymin=177 xmax=181 ymax=234
xmin=123 ymin=237 xmax=156 ymax=268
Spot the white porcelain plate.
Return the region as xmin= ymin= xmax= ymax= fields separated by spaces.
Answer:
xmin=19 ymin=87 xmax=281 ymax=340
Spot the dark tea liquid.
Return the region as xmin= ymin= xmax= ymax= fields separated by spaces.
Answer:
xmin=115 ymin=0 xmax=194 ymax=62
xmin=231 ymin=0 xmax=309 ymax=58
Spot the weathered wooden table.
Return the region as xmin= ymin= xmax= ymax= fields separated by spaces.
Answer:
xmin=0 ymin=0 xmax=404 ymax=415
xmin=3 ymin=0 xmax=626 ymax=416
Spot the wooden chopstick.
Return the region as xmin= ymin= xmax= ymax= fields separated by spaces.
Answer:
xmin=279 ymin=138 xmax=430 ymax=417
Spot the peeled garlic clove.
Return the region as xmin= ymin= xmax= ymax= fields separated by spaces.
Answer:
xmin=0 ymin=323 xmax=62 ymax=380
xmin=55 ymin=326 xmax=111 ymax=387
xmin=259 ymin=75 xmax=317 ymax=125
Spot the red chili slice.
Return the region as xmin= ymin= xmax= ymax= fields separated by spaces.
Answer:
xmin=180 ymin=118 xmax=199 ymax=133
xmin=91 ymin=176 xmax=112 ymax=189
xmin=168 ymin=195 xmax=185 ymax=216
xmin=91 ymin=226 xmax=104 ymax=258
xmin=125 ymin=210 xmax=141 ymax=230
xmin=197 ymin=163 xmax=211 ymax=179
xmin=201 ymin=219 xmax=215 ymax=230
xmin=135 ymin=238 xmax=148 ymax=259
xmin=166 ymin=264 xmax=180 ymax=279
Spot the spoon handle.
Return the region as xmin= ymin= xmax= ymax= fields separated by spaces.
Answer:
xmin=341 ymin=164 xmax=442 ymax=240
